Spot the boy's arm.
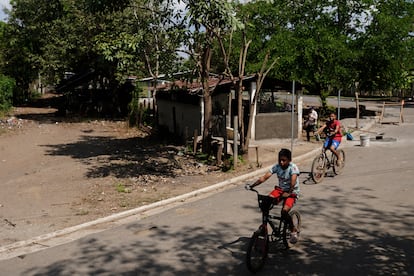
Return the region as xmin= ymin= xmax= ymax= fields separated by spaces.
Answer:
xmin=251 ymin=172 xmax=272 ymax=188
xmin=316 ymin=124 xmax=326 ymax=134
xmin=334 ymin=121 xmax=341 ymax=134
xmin=289 ymin=174 xmax=298 ymax=193
xmin=282 ymin=173 xmax=298 ymax=197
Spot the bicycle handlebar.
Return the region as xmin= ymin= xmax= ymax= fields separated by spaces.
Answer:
xmin=246 ymin=185 xmax=297 ymax=199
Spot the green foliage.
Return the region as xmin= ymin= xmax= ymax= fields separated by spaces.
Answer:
xmin=274 ymin=100 xmax=284 ymax=111
xmin=0 ymin=22 xmax=6 ymax=74
xmin=325 ymin=105 xmax=337 ymax=118
xmin=319 ymin=89 xmax=331 ymax=115
xmin=180 ymin=0 xmax=244 ymax=154
xmin=194 ymin=152 xmax=210 ymax=163
xmin=222 ymin=154 xmax=245 ymax=172
xmin=236 ymin=0 xmax=414 ymax=99
xmin=116 ymin=183 xmax=130 ymax=193
xmin=354 ymin=0 xmax=414 ymax=93
xmin=1 ymin=0 xmax=414 ymax=119
xmin=5 ymin=0 xmax=179 ymax=104
xmin=128 ymin=85 xmax=140 ymax=126
xmin=0 ymin=75 xmax=15 ymax=113
xmin=128 ymin=84 xmax=152 ymax=127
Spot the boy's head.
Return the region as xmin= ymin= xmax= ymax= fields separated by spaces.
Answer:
xmin=278 ymin=148 xmax=292 ymax=169
xmin=328 ymin=113 xmax=337 ymax=121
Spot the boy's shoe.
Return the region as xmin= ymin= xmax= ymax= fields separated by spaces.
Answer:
xmin=289 ymin=231 xmax=298 ymax=244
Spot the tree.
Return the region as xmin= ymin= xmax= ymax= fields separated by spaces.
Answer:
xmin=246 ymin=0 xmax=414 ymax=110
xmin=4 ymin=0 xmax=145 ymax=103
xmin=180 ymin=0 xmax=243 ymax=154
xmin=0 ymin=22 xmax=15 ymax=113
xmin=95 ymin=0 xmax=183 ymax=83
xmin=354 ymin=0 xmax=414 ymax=95
xmin=245 ymin=52 xmax=278 ymax=152
xmin=215 ymin=2 xmax=278 ymax=153
xmin=0 ymin=74 xmax=15 ymax=113
xmin=233 ymin=1 xmax=363 ymax=114
xmin=0 ymin=21 xmax=6 ymax=74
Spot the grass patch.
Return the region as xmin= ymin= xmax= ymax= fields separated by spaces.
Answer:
xmin=75 ymin=209 xmax=89 ymax=216
xmin=116 ymin=183 xmax=131 ymax=193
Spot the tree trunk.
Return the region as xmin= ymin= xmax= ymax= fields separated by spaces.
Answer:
xmin=245 ymin=102 xmax=255 ymax=152
xmin=201 ymin=45 xmax=213 ymax=154
xmin=236 ymin=80 xmax=245 ymax=153
xmin=202 ymin=87 xmax=213 ymax=154
xmin=244 ymin=53 xmax=277 ymax=152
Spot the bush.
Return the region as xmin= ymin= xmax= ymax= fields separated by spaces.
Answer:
xmin=0 ymin=75 xmax=15 ymax=114
xmin=128 ymin=84 xmax=153 ymax=127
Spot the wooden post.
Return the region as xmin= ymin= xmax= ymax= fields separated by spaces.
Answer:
xmin=217 ymin=143 xmax=223 ymax=165
xmin=355 ymin=92 xmax=360 ymax=129
xmin=184 ymin=126 xmax=188 ymax=142
xmin=193 ymin=129 xmax=198 ymax=155
xmin=380 ymin=102 xmax=385 ymax=123
xmin=223 ymin=109 xmax=228 ymax=157
xmin=233 ymin=116 xmax=238 ymax=169
xmin=380 ymin=100 xmax=405 ymax=124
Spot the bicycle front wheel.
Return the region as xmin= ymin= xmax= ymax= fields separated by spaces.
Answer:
xmin=311 ymin=155 xmax=326 ymax=183
xmin=333 ymin=149 xmax=346 ymax=175
xmin=246 ymin=227 xmax=269 ymax=273
xmin=282 ymin=210 xmax=302 ymax=249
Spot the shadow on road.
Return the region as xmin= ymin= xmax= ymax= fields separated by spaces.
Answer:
xmin=22 ymin=189 xmax=414 ymax=275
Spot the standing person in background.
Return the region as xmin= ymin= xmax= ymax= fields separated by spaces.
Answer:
xmin=304 ymin=107 xmax=318 ymax=141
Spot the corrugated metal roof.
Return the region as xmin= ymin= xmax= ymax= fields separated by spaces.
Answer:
xmin=151 ymin=75 xmax=256 ymax=94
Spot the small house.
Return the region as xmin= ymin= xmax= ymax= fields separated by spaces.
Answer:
xmin=152 ymin=75 xmax=303 ymax=142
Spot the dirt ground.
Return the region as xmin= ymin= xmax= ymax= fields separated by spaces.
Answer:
xmin=0 ymin=96 xmax=265 ymax=246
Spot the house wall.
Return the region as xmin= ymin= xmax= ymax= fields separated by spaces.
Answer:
xmin=157 ymin=99 xmax=201 ymax=139
xmin=254 ymin=112 xmax=298 ymax=140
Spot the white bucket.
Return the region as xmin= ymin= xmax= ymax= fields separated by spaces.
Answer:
xmin=360 ymin=134 xmax=370 ymax=147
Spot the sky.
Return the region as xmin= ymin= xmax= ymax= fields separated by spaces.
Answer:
xmin=0 ymin=0 xmax=10 ymax=22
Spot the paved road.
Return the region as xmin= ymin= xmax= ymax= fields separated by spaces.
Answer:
xmin=1 ymin=109 xmax=413 ymax=275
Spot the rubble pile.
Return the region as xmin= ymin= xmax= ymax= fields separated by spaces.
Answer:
xmin=0 ymin=116 xmax=25 ymax=131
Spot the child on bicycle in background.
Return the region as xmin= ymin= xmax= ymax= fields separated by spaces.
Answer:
xmin=245 ymin=148 xmax=300 ymax=244
xmin=316 ymin=112 xmax=343 ymax=165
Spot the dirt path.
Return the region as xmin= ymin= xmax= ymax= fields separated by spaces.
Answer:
xmin=1 ymin=104 xmax=260 ymax=246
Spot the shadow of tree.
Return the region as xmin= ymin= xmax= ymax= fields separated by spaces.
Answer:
xmin=21 ymin=186 xmax=414 ymax=275
xmin=40 ymin=134 xmax=192 ymax=179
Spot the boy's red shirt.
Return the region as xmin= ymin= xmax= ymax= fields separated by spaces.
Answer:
xmin=326 ymin=120 xmax=342 ymax=141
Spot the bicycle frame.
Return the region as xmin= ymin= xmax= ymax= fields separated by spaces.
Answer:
xmin=254 ymin=190 xmax=291 ymax=243
xmin=246 ymin=188 xmax=301 ymax=273
xmin=311 ymin=144 xmax=345 ymax=183
xmin=320 ymin=147 xmax=336 ymax=170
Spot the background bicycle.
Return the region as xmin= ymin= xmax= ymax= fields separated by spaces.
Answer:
xmin=245 ymin=188 xmax=301 ymax=273
xmin=311 ymin=143 xmax=345 ymax=183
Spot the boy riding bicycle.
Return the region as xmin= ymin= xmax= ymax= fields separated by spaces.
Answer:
xmin=316 ymin=113 xmax=343 ymax=165
xmin=245 ymin=148 xmax=300 ymax=244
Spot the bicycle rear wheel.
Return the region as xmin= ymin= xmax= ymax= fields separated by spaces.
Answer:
xmin=311 ymin=155 xmax=326 ymax=183
xmin=333 ymin=149 xmax=345 ymax=175
xmin=282 ymin=210 xmax=301 ymax=248
xmin=246 ymin=227 xmax=269 ymax=273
